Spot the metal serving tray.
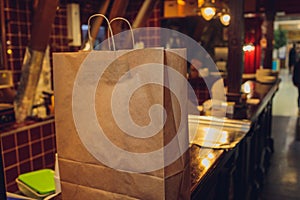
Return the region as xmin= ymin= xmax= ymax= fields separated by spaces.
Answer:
xmin=188 ymin=115 xmax=251 ymax=149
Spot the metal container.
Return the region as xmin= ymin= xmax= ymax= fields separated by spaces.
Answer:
xmin=188 ymin=114 xmax=251 ymax=149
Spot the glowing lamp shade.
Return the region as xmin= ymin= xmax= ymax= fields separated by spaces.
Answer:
xmin=243 ymin=44 xmax=255 ymax=52
xmin=201 ymin=6 xmax=216 ymax=21
xmin=220 ymin=13 xmax=230 ymax=26
xmin=177 ymin=0 xmax=185 ymax=6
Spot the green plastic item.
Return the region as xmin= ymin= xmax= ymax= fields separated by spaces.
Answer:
xmin=18 ymin=169 xmax=55 ymax=195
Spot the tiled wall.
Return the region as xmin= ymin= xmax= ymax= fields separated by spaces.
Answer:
xmin=2 ymin=0 xmax=32 ymax=83
xmin=2 ymin=0 xmax=73 ymax=86
xmin=2 ymin=0 xmax=162 ymax=86
xmin=0 ymin=119 xmax=56 ymax=192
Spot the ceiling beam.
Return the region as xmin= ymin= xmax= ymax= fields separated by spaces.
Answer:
xmin=88 ymin=0 xmax=111 ymax=45
xmin=132 ymin=0 xmax=159 ymax=28
xmin=30 ymin=0 xmax=59 ymax=51
xmin=109 ymin=0 xmax=130 ymax=34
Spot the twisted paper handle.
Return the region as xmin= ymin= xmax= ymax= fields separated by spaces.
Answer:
xmin=87 ymin=14 xmax=116 ymax=51
xmin=108 ymin=17 xmax=135 ymax=49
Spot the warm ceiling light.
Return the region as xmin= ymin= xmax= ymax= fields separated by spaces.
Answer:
xmin=197 ymin=0 xmax=230 ymax=26
xmin=220 ymin=13 xmax=230 ymax=26
xmin=200 ymin=0 xmax=216 ymax=21
xmin=243 ymin=44 xmax=255 ymax=52
xmin=177 ymin=0 xmax=186 ymax=6
xmin=201 ymin=6 xmax=216 ymax=21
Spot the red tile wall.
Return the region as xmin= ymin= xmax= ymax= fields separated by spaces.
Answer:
xmin=3 ymin=0 xmax=31 ymax=83
xmin=0 ymin=119 xmax=56 ymax=192
xmin=2 ymin=0 xmax=162 ymax=86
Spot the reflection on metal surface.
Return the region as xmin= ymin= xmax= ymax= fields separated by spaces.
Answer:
xmin=207 ymin=152 xmax=214 ymax=159
xmin=282 ymin=171 xmax=298 ymax=184
xmin=241 ymin=81 xmax=252 ymax=93
xmin=189 ymin=113 xmax=251 ymax=190
xmin=189 ymin=115 xmax=251 ymax=129
xmin=201 ymin=158 xmax=210 ymax=169
xmin=190 ymin=145 xmax=223 ymax=190
xmin=189 ymin=114 xmax=250 ymax=149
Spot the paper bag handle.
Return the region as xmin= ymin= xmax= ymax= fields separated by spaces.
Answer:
xmin=87 ymin=14 xmax=116 ymax=51
xmin=108 ymin=17 xmax=135 ymax=49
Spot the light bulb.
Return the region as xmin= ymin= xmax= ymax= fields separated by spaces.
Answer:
xmin=177 ymin=0 xmax=185 ymax=6
xmin=201 ymin=158 xmax=211 ymax=168
xmin=201 ymin=7 xmax=216 ymax=21
xmin=243 ymin=44 xmax=255 ymax=52
xmin=220 ymin=13 xmax=230 ymax=26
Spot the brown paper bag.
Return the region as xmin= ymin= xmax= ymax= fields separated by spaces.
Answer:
xmin=53 ymin=47 xmax=190 ymax=200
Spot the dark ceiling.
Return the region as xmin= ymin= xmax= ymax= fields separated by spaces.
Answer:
xmin=245 ymin=0 xmax=300 ymax=14
xmin=66 ymin=0 xmax=300 ymax=16
xmin=276 ymin=0 xmax=300 ymax=14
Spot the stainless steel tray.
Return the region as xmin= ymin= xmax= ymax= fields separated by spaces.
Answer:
xmin=188 ymin=115 xmax=251 ymax=149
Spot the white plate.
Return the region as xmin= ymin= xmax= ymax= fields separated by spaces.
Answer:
xmin=256 ymin=75 xmax=276 ymax=83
